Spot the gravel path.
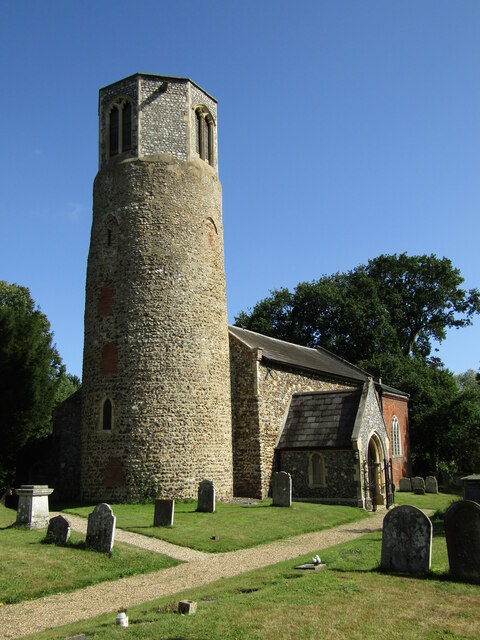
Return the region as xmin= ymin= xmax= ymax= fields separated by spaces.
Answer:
xmin=0 ymin=511 xmax=386 ymax=639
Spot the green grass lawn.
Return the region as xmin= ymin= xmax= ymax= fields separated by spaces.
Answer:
xmin=0 ymin=505 xmax=179 ymax=605
xmin=393 ymin=490 xmax=461 ymax=512
xmin=64 ymin=499 xmax=370 ymax=552
xmin=24 ymin=510 xmax=480 ymax=640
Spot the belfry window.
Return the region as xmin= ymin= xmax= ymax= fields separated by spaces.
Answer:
xmin=102 ymin=398 xmax=112 ymax=430
xmin=108 ymin=99 xmax=133 ymax=158
xmin=392 ymin=415 xmax=402 ymax=456
xmin=195 ymin=107 xmax=214 ymax=166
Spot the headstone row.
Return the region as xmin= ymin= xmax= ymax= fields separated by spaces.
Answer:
xmin=381 ymin=500 xmax=480 ymax=583
xmin=398 ymin=476 xmax=438 ymax=494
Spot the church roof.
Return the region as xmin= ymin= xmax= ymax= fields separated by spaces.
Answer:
xmin=276 ymin=388 xmax=363 ymax=450
xmin=228 ymin=326 xmax=368 ymax=383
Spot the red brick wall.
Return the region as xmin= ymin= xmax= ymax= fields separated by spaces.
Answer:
xmin=382 ymin=394 xmax=411 ymax=486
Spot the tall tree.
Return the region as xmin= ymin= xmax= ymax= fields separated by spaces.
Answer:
xmin=235 ymin=254 xmax=480 ymax=363
xmin=0 ymin=281 xmax=65 ymax=492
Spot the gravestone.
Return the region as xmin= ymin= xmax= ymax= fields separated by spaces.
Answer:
xmin=380 ymin=505 xmax=432 ymax=574
xmin=462 ymin=475 xmax=480 ymax=502
xmin=411 ymin=476 xmax=425 ymax=495
xmin=197 ymin=480 xmax=215 ymax=513
xmin=425 ymin=476 xmax=438 ymax=494
xmin=272 ymin=471 xmax=292 ymax=507
xmin=85 ymin=503 xmax=116 ymax=553
xmin=444 ymin=500 xmax=480 ymax=584
xmin=154 ymin=499 xmax=175 ymax=526
xmin=398 ymin=477 xmax=412 ymax=492
xmin=15 ymin=485 xmax=54 ymax=529
xmin=46 ymin=515 xmax=71 ymax=544
xmin=178 ymin=600 xmax=197 ymax=615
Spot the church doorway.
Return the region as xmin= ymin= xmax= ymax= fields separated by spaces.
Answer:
xmin=363 ymin=434 xmax=386 ymax=510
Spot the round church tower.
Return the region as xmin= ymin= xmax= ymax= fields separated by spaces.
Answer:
xmin=80 ymin=74 xmax=233 ymax=502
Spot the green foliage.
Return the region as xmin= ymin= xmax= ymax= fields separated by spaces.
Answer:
xmin=0 ymin=281 xmax=72 ymax=492
xmin=54 ymin=372 xmax=81 ymax=407
xmin=65 ymin=499 xmax=369 ymax=552
xmin=235 ymin=253 xmax=480 ymax=362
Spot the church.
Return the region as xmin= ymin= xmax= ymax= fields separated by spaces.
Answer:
xmin=52 ymin=73 xmax=411 ymax=510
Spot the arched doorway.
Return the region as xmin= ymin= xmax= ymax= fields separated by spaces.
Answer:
xmin=364 ymin=434 xmax=387 ymax=510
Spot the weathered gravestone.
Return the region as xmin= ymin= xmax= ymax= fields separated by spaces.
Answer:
xmin=444 ymin=500 xmax=480 ymax=584
xmin=86 ymin=503 xmax=116 ymax=553
xmin=154 ymin=499 xmax=175 ymax=526
xmin=46 ymin=514 xmax=71 ymax=544
xmin=272 ymin=471 xmax=292 ymax=507
xmin=15 ymin=485 xmax=54 ymax=529
xmin=412 ymin=476 xmax=425 ymax=495
xmin=462 ymin=475 xmax=480 ymax=502
xmin=197 ymin=480 xmax=215 ymax=513
xmin=398 ymin=477 xmax=412 ymax=492
xmin=425 ymin=476 xmax=438 ymax=494
xmin=380 ymin=505 xmax=432 ymax=574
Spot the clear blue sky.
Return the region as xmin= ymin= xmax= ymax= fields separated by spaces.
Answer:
xmin=1 ymin=1 xmax=479 ymax=379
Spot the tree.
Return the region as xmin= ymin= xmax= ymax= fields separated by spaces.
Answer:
xmin=0 ymin=281 xmax=66 ymax=492
xmin=235 ymin=254 xmax=480 ymax=363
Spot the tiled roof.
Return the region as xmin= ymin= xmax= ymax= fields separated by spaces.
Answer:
xmin=276 ymin=388 xmax=363 ymax=450
xmin=229 ymin=326 xmax=368 ymax=383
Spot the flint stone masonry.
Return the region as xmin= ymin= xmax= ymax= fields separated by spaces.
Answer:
xmin=425 ymin=476 xmax=438 ymax=494
xmin=398 ymin=477 xmax=412 ymax=492
xmin=272 ymin=472 xmax=292 ymax=507
xmin=86 ymin=503 xmax=116 ymax=553
xmin=380 ymin=505 xmax=432 ymax=574
xmin=15 ymin=485 xmax=53 ymax=529
xmin=229 ymin=331 xmax=358 ymax=499
xmin=445 ymin=500 xmax=480 ymax=584
xmin=412 ymin=477 xmax=425 ymax=494
xmin=462 ymin=475 xmax=480 ymax=502
xmin=46 ymin=515 xmax=71 ymax=544
xmin=81 ymin=73 xmax=232 ymax=503
xmin=197 ymin=480 xmax=215 ymax=513
xmin=154 ymin=499 xmax=174 ymax=526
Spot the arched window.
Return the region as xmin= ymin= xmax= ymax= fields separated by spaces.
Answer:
xmin=108 ymin=98 xmax=133 ymax=158
xmin=308 ymin=452 xmax=326 ymax=487
xmin=102 ymin=398 xmax=113 ymax=431
xmin=392 ymin=415 xmax=402 ymax=456
xmin=195 ymin=106 xmax=214 ymax=166
xmin=109 ymin=106 xmax=119 ymax=156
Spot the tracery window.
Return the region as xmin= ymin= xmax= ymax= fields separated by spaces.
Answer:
xmin=392 ymin=415 xmax=402 ymax=457
xmin=195 ymin=106 xmax=214 ymax=166
xmin=108 ymin=98 xmax=133 ymax=157
xmin=102 ymin=398 xmax=113 ymax=431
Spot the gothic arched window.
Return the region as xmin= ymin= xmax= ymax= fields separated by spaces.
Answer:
xmin=195 ymin=106 xmax=214 ymax=166
xmin=102 ymin=398 xmax=113 ymax=431
xmin=108 ymin=98 xmax=133 ymax=158
xmin=392 ymin=415 xmax=402 ymax=457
